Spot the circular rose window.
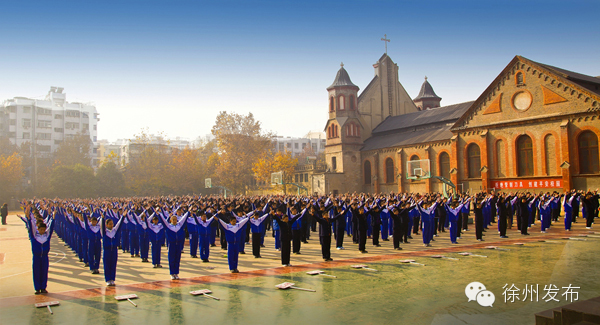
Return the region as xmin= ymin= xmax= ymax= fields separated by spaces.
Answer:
xmin=513 ymin=91 xmax=532 ymax=111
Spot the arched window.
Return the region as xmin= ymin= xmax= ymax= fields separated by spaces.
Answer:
xmin=439 ymin=152 xmax=450 ymax=179
xmin=327 ymin=126 xmax=331 ymax=139
xmin=517 ymin=135 xmax=534 ymax=176
xmin=409 ymin=155 xmax=421 ymax=177
xmin=495 ymin=140 xmax=505 ymax=177
xmin=349 ymin=95 xmax=355 ymax=110
xmin=364 ymin=160 xmax=372 ymax=185
xmin=467 ymin=144 xmax=481 ymax=178
xmin=516 ymin=72 xmax=524 ymax=85
xmin=385 ymin=158 xmax=394 ymax=183
xmin=334 ymin=125 xmax=338 ymax=137
xmin=332 ymin=157 xmax=337 ymax=171
xmin=329 ymin=97 xmax=335 ymax=112
xmin=579 ymin=131 xmax=599 ymax=174
xmin=544 ymin=134 xmax=557 ymax=175
xmin=345 ymin=123 xmax=360 ymax=137
xmin=338 ymin=95 xmax=345 ymax=110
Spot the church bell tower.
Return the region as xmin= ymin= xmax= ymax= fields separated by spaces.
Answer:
xmin=323 ymin=63 xmax=364 ymax=192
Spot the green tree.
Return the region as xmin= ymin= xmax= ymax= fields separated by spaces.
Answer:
xmin=50 ymin=164 xmax=96 ymax=198
xmin=123 ymin=129 xmax=171 ymax=196
xmin=54 ymin=133 xmax=93 ymax=167
xmin=0 ymin=153 xmax=24 ymax=203
xmin=96 ymin=162 xmax=125 ymax=197
xmin=166 ymin=147 xmax=204 ymax=195
xmin=211 ymin=111 xmax=272 ymax=193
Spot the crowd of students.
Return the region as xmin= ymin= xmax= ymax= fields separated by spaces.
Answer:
xmin=18 ymin=189 xmax=599 ymax=294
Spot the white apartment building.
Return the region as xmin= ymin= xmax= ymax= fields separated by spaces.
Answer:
xmin=97 ymin=135 xmax=193 ymax=167
xmin=0 ymin=87 xmax=99 ymax=165
xmin=272 ymin=131 xmax=326 ymax=158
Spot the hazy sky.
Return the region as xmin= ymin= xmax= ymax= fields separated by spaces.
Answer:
xmin=2 ymin=0 xmax=599 ymax=142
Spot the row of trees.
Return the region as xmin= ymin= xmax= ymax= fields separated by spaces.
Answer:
xmin=0 ymin=111 xmax=305 ymax=202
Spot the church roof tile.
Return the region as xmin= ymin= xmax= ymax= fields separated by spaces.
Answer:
xmin=327 ymin=65 xmax=358 ymax=90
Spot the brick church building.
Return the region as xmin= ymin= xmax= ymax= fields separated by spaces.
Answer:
xmin=321 ymin=54 xmax=600 ymax=195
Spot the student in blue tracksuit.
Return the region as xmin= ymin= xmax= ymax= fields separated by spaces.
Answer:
xmin=133 ymin=211 xmax=150 ymax=263
xmin=186 ymin=210 xmax=199 ymax=258
xmin=563 ymin=193 xmax=576 ymax=231
xmin=120 ymin=213 xmax=130 ymax=254
xmin=20 ymin=209 xmax=55 ymax=294
xmin=539 ymin=198 xmax=552 ymax=233
xmin=101 ymin=213 xmax=125 ymax=286
xmin=369 ymin=202 xmax=382 ymax=247
xmin=417 ymin=199 xmax=438 ymax=247
xmin=196 ymin=211 xmax=215 ymax=262
xmin=218 ymin=216 xmax=250 ymax=273
xmin=158 ymin=207 xmax=189 ymax=280
xmin=313 ymin=203 xmax=343 ymax=261
xmin=232 ymin=209 xmax=254 ymax=254
xmin=250 ymin=210 xmax=270 ymax=258
xmin=291 ymin=205 xmax=304 ymax=254
xmin=77 ymin=213 xmax=90 ymax=267
xmin=273 ymin=204 xmax=307 ymax=266
xmin=272 ymin=213 xmax=281 ymax=251
xmin=146 ymin=213 xmax=164 ymax=268
xmin=331 ymin=202 xmax=347 ymax=250
xmin=127 ymin=211 xmax=140 ymax=258
xmin=445 ymin=199 xmax=469 ymax=244
xmin=84 ymin=212 xmax=102 ymax=274
xmin=380 ymin=204 xmax=390 ymax=241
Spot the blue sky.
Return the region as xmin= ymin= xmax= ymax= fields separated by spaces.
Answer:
xmin=2 ymin=0 xmax=599 ymax=142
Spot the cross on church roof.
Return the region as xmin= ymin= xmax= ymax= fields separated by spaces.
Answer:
xmin=381 ymin=34 xmax=390 ymax=54
xmin=340 ymin=62 xmax=344 ymax=67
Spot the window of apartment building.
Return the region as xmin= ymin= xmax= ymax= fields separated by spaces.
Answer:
xmin=22 ymin=119 xmax=31 ymax=128
xmin=54 ymin=128 xmax=64 ymax=133
xmin=278 ymin=143 xmax=284 ymax=151
xmin=93 ymin=125 xmax=97 ymax=131
xmin=36 ymin=107 xmax=51 ymax=115
xmin=22 ymin=107 xmax=31 ymax=114
xmin=37 ymin=120 xmax=51 ymax=128
xmin=287 ymin=143 xmax=291 ymax=148
xmin=8 ymin=132 xmax=16 ymax=137
xmin=295 ymin=174 xmax=299 ymax=183
xmin=65 ymin=110 xmax=80 ymax=117
xmin=36 ymin=133 xmax=51 ymax=140
xmin=304 ymin=174 xmax=308 ymax=182
xmin=7 ymin=106 xmax=16 ymax=113
xmin=294 ymin=143 xmax=299 ymax=149
xmin=55 ymin=114 xmax=63 ymax=119
xmin=93 ymin=136 xmax=97 ymax=141
xmin=302 ymin=143 xmax=306 ymax=149
xmin=37 ymin=145 xmax=51 ymax=152
xmin=65 ymin=122 xmax=80 ymax=129
xmin=9 ymin=119 xmax=16 ymax=125
xmin=82 ymin=112 xmax=89 ymax=118
xmin=54 ymin=140 xmax=63 ymax=145
xmin=93 ymin=148 xmax=98 ymax=154
xmin=23 ymin=132 xmax=30 ymax=139
xmin=83 ymin=123 xmax=89 ymax=130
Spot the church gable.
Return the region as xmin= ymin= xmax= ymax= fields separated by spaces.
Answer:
xmin=453 ymin=56 xmax=600 ymax=131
